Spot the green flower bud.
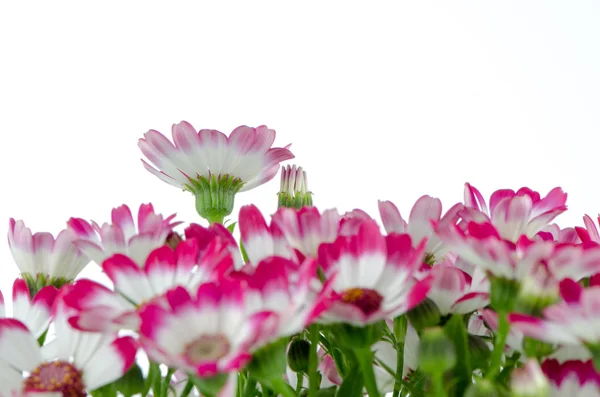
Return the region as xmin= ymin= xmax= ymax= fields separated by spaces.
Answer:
xmin=418 ymin=327 xmax=456 ymax=374
xmin=406 ymin=298 xmax=442 ymax=333
xmin=287 ymin=338 xmax=311 ymax=373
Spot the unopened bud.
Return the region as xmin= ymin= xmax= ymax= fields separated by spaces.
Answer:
xmin=278 ymin=165 xmax=313 ymax=209
xmin=287 ymin=338 xmax=311 ymax=373
xmin=419 ymin=327 xmax=456 ymax=374
xmin=406 ymin=298 xmax=441 ymax=332
xmin=465 ymin=379 xmax=505 ymax=397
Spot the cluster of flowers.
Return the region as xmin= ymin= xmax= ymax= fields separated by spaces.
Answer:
xmin=3 ymin=121 xmax=600 ymax=397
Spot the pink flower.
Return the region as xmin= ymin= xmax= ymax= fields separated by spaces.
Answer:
xmin=271 ymin=206 xmax=341 ymax=259
xmin=539 ymin=224 xmax=581 ymax=244
xmin=511 ymin=359 xmax=550 ymax=397
xmin=8 ymin=219 xmax=91 ymax=281
xmin=184 ymin=222 xmax=242 ymax=269
xmin=0 ymin=290 xmax=138 ymax=396
xmin=426 ymin=264 xmax=489 ymax=315
xmin=68 ymin=203 xmax=180 ymax=266
xmin=138 ymin=121 xmax=294 ymax=192
xmin=238 ymin=205 xmax=298 ymax=266
xmin=378 ymin=195 xmax=463 ymax=264
xmin=0 ymin=279 xmax=58 ymax=339
xmin=461 ymin=183 xmax=568 ymax=242
xmin=63 ymin=238 xmax=233 ymax=332
xmin=436 ymin=221 xmax=600 ymax=285
xmin=509 ymin=279 xmax=600 ymax=345
xmin=138 ymin=281 xmax=275 ymax=377
xmin=542 ymin=359 xmax=600 ymax=396
xmin=576 ymin=214 xmax=600 ymax=244
xmin=317 ymin=219 xmax=432 ymax=325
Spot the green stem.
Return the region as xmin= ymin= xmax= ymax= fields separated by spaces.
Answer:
xmin=308 ymin=324 xmax=320 ymax=397
xmin=160 ymin=368 xmax=176 ymax=397
xmin=486 ymin=311 xmax=509 ymax=379
xmin=267 ymin=378 xmax=296 ymax=397
xmin=431 ymin=372 xmax=446 ymax=397
xmin=392 ymin=316 xmax=407 ymax=397
xmin=355 ymin=347 xmax=381 ymax=397
xmin=179 ymin=380 xmax=194 ymax=397
xmin=296 ymin=372 xmax=304 ymax=394
xmin=243 ymin=377 xmax=257 ymax=397
xmin=143 ymin=362 xmax=160 ymax=397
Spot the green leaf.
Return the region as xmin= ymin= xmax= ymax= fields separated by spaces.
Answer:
xmin=335 ymin=364 xmax=364 ymax=397
xmin=443 ymin=314 xmax=472 ymax=397
xmin=91 ymin=382 xmax=118 ymax=397
xmin=240 ymin=240 xmax=250 ymax=263
xmin=114 ymin=363 xmax=145 ymax=397
xmin=226 ymin=221 xmax=237 ymax=233
xmin=317 ymin=386 xmax=338 ymax=397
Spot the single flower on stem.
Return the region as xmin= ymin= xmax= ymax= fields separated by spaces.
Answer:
xmin=138 ymin=121 xmax=294 ymax=224
xmin=63 ymin=237 xmax=233 ymax=332
xmin=67 ymin=203 xmax=180 ymax=267
xmin=8 ymin=219 xmax=91 ymax=294
xmin=461 ymin=183 xmax=568 ymax=242
xmin=378 ymin=195 xmax=463 ymax=265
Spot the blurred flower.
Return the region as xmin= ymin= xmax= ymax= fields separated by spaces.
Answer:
xmin=68 ymin=203 xmax=179 ymax=266
xmin=511 ymin=359 xmax=550 ymax=397
xmin=542 ymin=359 xmax=600 ymax=396
xmin=576 ymin=214 xmax=600 ymax=244
xmin=426 ymin=263 xmax=489 ymax=315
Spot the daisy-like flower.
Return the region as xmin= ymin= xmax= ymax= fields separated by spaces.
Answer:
xmin=509 ymin=279 xmax=600 ymax=346
xmin=378 ymin=195 xmax=463 ymax=265
xmin=138 ymin=121 xmax=294 ymax=224
xmin=0 ymin=290 xmax=138 ymax=396
xmin=271 ymin=206 xmax=341 ymax=260
xmin=238 ymin=205 xmax=298 ymax=266
xmin=461 ymin=183 xmax=568 ymax=242
xmin=542 ymin=359 xmax=600 ymax=397
xmin=63 ymin=237 xmax=233 ymax=332
xmin=138 ymin=281 xmax=275 ymax=377
xmin=278 ymin=164 xmax=313 ymax=209
xmin=317 ymin=218 xmax=432 ymax=325
xmin=67 ymin=203 xmax=180 ymax=267
xmin=576 ymin=214 xmax=600 ymax=244
xmin=0 ymin=279 xmax=58 ymax=339
xmin=184 ymin=222 xmax=243 ymax=269
xmin=425 ymin=264 xmax=489 ymax=315
xmin=8 ymin=219 xmax=90 ymax=292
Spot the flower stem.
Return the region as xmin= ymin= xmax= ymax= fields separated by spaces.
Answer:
xmin=179 ymin=380 xmax=194 ymax=397
xmin=308 ymin=324 xmax=320 ymax=397
xmin=392 ymin=316 xmax=407 ymax=397
xmin=268 ymin=378 xmax=296 ymax=397
xmin=160 ymin=368 xmax=176 ymax=397
xmin=431 ymin=371 xmax=446 ymax=397
xmin=296 ymin=372 xmax=304 ymax=394
xmin=355 ymin=347 xmax=381 ymax=397
xmin=486 ymin=311 xmax=509 ymax=379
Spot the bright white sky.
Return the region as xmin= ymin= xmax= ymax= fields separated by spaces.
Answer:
xmin=1 ymin=2 xmax=599 ymax=300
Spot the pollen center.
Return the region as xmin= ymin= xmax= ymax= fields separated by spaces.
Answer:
xmin=340 ymin=287 xmax=384 ymax=316
xmin=185 ymin=334 xmax=231 ymax=363
xmin=23 ymin=360 xmax=85 ymax=397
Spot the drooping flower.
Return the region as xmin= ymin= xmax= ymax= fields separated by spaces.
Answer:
xmin=378 ymin=195 xmax=463 ymax=265
xmin=238 ymin=205 xmax=298 ymax=266
xmin=317 ymin=219 xmax=432 ymax=325
xmin=67 ymin=203 xmax=180 ymax=267
xmin=509 ymin=279 xmax=600 ymax=346
xmin=461 ymin=183 xmax=568 ymax=242
xmin=278 ymin=164 xmax=313 ymax=209
xmin=138 ymin=281 xmax=275 ymax=377
xmin=542 ymin=359 xmax=600 ymax=397
xmin=138 ymin=121 xmax=294 ymax=223
xmin=64 ymin=238 xmax=233 ymax=332
xmin=0 ymin=279 xmax=58 ymax=339
xmin=8 ymin=219 xmax=91 ymax=291
xmin=0 ymin=291 xmax=138 ymax=396
xmin=271 ymin=206 xmax=341 ymax=260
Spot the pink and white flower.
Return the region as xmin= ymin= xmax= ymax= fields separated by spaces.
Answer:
xmin=378 ymin=195 xmax=463 ymax=264
xmin=8 ymin=219 xmax=91 ymax=281
xmin=317 ymin=219 xmax=432 ymax=325
xmin=542 ymin=359 xmax=600 ymax=397
xmin=576 ymin=214 xmax=600 ymax=244
xmin=426 ymin=264 xmax=489 ymax=315
xmin=0 ymin=291 xmax=138 ymax=396
xmin=64 ymin=238 xmax=233 ymax=332
xmin=271 ymin=206 xmax=341 ymax=259
xmin=68 ymin=203 xmax=180 ymax=267
xmin=436 ymin=221 xmax=600 ymax=284
xmin=509 ymin=279 xmax=600 ymax=345
xmin=138 ymin=121 xmax=294 ymax=192
xmin=184 ymin=222 xmax=242 ymax=269
xmin=139 ymin=281 xmax=274 ymax=377
xmin=539 ymin=224 xmax=581 ymax=244
xmin=239 ymin=205 xmax=298 ymax=266
xmin=461 ymin=183 xmax=568 ymax=242
xmin=0 ymin=279 xmax=58 ymax=338
xmin=510 ymin=359 xmax=550 ymax=397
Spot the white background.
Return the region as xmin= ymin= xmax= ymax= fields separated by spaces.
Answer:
xmin=1 ymin=1 xmax=599 ymax=311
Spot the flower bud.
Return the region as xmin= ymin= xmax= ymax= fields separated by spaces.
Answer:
xmin=278 ymin=165 xmax=313 ymax=209
xmin=490 ymin=277 xmax=520 ymax=312
xmin=287 ymin=338 xmax=311 ymax=373
xmin=406 ymin=298 xmax=441 ymax=332
xmin=418 ymin=327 xmax=456 ymax=374
xmin=465 ymin=379 xmax=506 ymax=397
xmin=510 ymin=359 xmax=550 ymax=397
